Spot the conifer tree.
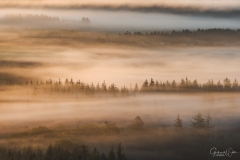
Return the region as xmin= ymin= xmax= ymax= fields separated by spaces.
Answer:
xmin=131 ymin=116 xmax=144 ymax=130
xmin=134 ymin=83 xmax=139 ymax=93
xmin=223 ymin=77 xmax=231 ymax=89
xmin=116 ymin=143 xmax=126 ymax=160
xmin=142 ymin=79 xmax=148 ymax=89
xmin=149 ymin=78 xmax=155 ymax=87
xmin=108 ymin=146 xmax=116 ymax=160
xmin=91 ymin=148 xmax=100 ymax=160
xmin=45 ymin=144 xmax=54 ymax=160
xmin=205 ymin=113 xmax=214 ymax=132
xmin=191 ymin=112 xmax=206 ymax=129
xmin=101 ymin=153 xmax=107 ymax=160
xmin=173 ymin=114 xmax=183 ymax=130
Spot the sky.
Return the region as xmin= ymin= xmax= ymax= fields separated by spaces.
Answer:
xmin=1 ymin=0 xmax=240 ymax=9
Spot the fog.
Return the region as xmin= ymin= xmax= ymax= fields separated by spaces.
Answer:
xmin=0 ymin=91 xmax=240 ymax=129
xmin=1 ymin=8 xmax=240 ymax=31
xmin=1 ymin=42 xmax=240 ymax=128
xmin=0 ymin=4 xmax=240 ymax=159
xmin=1 ymin=30 xmax=240 ymax=129
xmin=1 ymin=46 xmax=239 ymax=87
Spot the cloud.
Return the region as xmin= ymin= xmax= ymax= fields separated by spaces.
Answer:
xmin=0 ymin=60 xmax=42 ymax=68
xmin=1 ymin=3 xmax=240 ymax=18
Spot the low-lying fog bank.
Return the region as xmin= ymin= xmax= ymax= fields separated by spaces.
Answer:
xmin=0 ymin=90 xmax=239 ymax=129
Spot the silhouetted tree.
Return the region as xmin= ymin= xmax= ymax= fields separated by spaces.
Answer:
xmin=191 ymin=112 xmax=206 ymax=129
xmin=108 ymin=146 xmax=116 ymax=160
xmin=149 ymin=78 xmax=155 ymax=88
xmin=116 ymin=143 xmax=126 ymax=160
xmin=133 ymin=83 xmax=139 ymax=93
xmin=217 ymin=80 xmax=223 ymax=90
xmin=131 ymin=116 xmax=144 ymax=130
xmin=205 ymin=113 xmax=214 ymax=132
xmin=232 ymin=78 xmax=239 ymax=90
xmin=91 ymin=148 xmax=101 ymax=160
xmin=101 ymin=153 xmax=107 ymax=160
xmin=173 ymin=114 xmax=183 ymax=130
xmin=45 ymin=144 xmax=54 ymax=160
xmin=223 ymin=77 xmax=231 ymax=90
xmin=142 ymin=79 xmax=148 ymax=92
xmin=171 ymin=80 xmax=177 ymax=89
xmin=102 ymin=81 xmax=107 ymax=92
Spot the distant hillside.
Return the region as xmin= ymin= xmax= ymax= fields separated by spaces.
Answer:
xmin=0 ymin=14 xmax=91 ymax=29
xmin=3 ymin=14 xmax=60 ymax=22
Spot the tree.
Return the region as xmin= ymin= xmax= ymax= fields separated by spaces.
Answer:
xmin=223 ymin=77 xmax=231 ymax=90
xmin=96 ymin=83 xmax=101 ymax=92
xmin=149 ymin=78 xmax=155 ymax=87
xmin=116 ymin=143 xmax=126 ymax=160
xmin=70 ymin=78 xmax=74 ymax=85
xmin=179 ymin=78 xmax=185 ymax=88
xmin=192 ymin=79 xmax=199 ymax=89
xmin=109 ymin=83 xmax=119 ymax=95
xmin=217 ymin=80 xmax=223 ymax=90
xmin=142 ymin=79 xmax=148 ymax=91
xmin=232 ymin=78 xmax=239 ymax=90
xmin=65 ymin=78 xmax=69 ymax=85
xmin=91 ymin=148 xmax=100 ymax=160
xmin=58 ymin=79 xmax=62 ymax=85
xmin=173 ymin=114 xmax=183 ymax=130
xmin=103 ymin=121 xmax=120 ymax=135
xmin=90 ymin=83 xmax=95 ymax=94
xmin=205 ymin=113 xmax=214 ymax=132
xmin=191 ymin=112 xmax=214 ymax=134
xmin=191 ymin=112 xmax=206 ymax=129
xmin=81 ymin=145 xmax=89 ymax=160
xmin=131 ymin=116 xmax=144 ymax=130
xmin=102 ymin=81 xmax=107 ymax=92
xmin=108 ymin=146 xmax=116 ymax=160
xmin=45 ymin=144 xmax=54 ymax=160
xmin=101 ymin=153 xmax=107 ymax=160
xmin=171 ymin=80 xmax=177 ymax=89
xmin=133 ymin=83 xmax=139 ymax=93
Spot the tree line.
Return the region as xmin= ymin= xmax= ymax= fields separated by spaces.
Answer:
xmin=1 ymin=77 xmax=240 ymax=96
xmin=0 ymin=140 xmax=126 ymax=160
xmin=141 ymin=77 xmax=239 ymax=92
xmin=173 ymin=113 xmax=214 ymax=133
xmin=2 ymin=14 xmax=90 ymax=25
xmin=128 ymin=113 xmax=214 ymax=133
xmin=120 ymin=28 xmax=240 ymax=36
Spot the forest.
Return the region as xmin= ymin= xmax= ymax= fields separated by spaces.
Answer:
xmin=0 ymin=141 xmax=126 ymax=160
xmin=0 ymin=77 xmax=239 ymax=97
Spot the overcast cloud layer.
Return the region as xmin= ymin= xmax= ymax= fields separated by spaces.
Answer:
xmin=1 ymin=1 xmax=240 ymax=18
